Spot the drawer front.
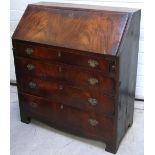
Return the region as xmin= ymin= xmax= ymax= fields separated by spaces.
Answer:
xmin=15 ymin=57 xmax=115 ymax=94
xmin=13 ymin=42 xmax=115 ymax=74
xmin=19 ymin=93 xmax=114 ymax=139
xmin=18 ymin=77 xmax=115 ymax=115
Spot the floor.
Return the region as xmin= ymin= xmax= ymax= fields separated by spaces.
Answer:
xmin=10 ymin=86 xmax=144 ymax=155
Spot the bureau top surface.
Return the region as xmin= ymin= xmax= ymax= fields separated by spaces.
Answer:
xmin=34 ymin=2 xmax=139 ymax=13
xmin=12 ymin=2 xmax=137 ymax=56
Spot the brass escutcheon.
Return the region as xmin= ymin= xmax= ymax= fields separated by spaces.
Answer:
xmin=60 ymin=104 xmax=64 ymax=109
xmin=59 ymin=66 xmax=62 ymax=72
xmin=58 ymin=51 xmax=61 ymax=57
xmin=59 ymin=85 xmax=63 ymax=90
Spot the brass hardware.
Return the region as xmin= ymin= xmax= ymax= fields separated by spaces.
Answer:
xmin=29 ymin=82 xmax=36 ymax=88
xmin=58 ymin=51 xmax=61 ymax=57
xmin=25 ymin=48 xmax=33 ymax=55
xmin=27 ymin=64 xmax=35 ymax=70
xmin=103 ymin=50 xmax=106 ymax=54
xmin=59 ymin=66 xmax=62 ymax=72
xmin=109 ymin=61 xmax=116 ymax=72
xmin=111 ymin=65 xmax=116 ymax=71
xmin=88 ymin=78 xmax=98 ymax=85
xmin=88 ymin=98 xmax=97 ymax=106
xmin=59 ymin=85 xmax=63 ymax=90
xmin=30 ymin=102 xmax=38 ymax=108
xmin=88 ymin=59 xmax=99 ymax=68
xmin=60 ymin=104 xmax=64 ymax=109
xmin=68 ymin=12 xmax=74 ymax=17
xmin=88 ymin=119 xmax=99 ymax=126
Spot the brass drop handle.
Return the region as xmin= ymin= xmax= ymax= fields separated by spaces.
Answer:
xmin=25 ymin=48 xmax=33 ymax=55
xmin=30 ymin=102 xmax=38 ymax=108
xmin=88 ymin=78 xmax=98 ymax=85
xmin=88 ymin=59 xmax=99 ymax=68
xmin=88 ymin=98 xmax=97 ymax=106
xmin=27 ymin=64 xmax=35 ymax=70
xmin=29 ymin=82 xmax=36 ymax=88
xmin=88 ymin=119 xmax=99 ymax=126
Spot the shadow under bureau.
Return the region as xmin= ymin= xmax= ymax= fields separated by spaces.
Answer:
xmin=12 ymin=2 xmax=141 ymax=154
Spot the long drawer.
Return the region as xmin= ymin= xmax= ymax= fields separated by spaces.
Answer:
xmin=18 ymin=76 xmax=115 ymax=116
xmin=15 ymin=57 xmax=115 ymax=94
xmin=13 ymin=42 xmax=116 ymax=74
xmin=19 ymin=92 xmax=114 ymax=140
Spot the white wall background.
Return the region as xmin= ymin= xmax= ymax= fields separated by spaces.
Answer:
xmin=10 ymin=0 xmax=144 ymax=99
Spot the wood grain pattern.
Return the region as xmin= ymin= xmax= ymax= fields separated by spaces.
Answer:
xmin=115 ymin=10 xmax=141 ymax=150
xmin=17 ymin=76 xmax=115 ymax=116
xmin=13 ymin=41 xmax=113 ymax=73
xmin=12 ymin=4 xmax=128 ymax=55
xmin=15 ymin=57 xmax=115 ymax=94
xmin=12 ymin=3 xmax=141 ymax=154
xmin=19 ymin=92 xmax=115 ymax=141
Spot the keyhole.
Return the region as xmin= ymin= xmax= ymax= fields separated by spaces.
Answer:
xmin=59 ymin=66 xmax=62 ymax=72
xmin=59 ymin=85 xmax=63 ymax=90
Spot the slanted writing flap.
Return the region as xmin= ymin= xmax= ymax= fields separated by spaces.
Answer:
xmin=13 ymin=4 xmax=129 ymax=55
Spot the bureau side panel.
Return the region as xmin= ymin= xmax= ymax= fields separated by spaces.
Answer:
xmin=12 ymin=40 xmax=31 ymax=123
xmin=116 ymin=10 xmax=141 ymax=146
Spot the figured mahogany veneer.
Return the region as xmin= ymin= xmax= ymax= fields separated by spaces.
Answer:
xmin=12 ymin=4 xmax=129 ymax=55
xmin=12 ymin=2 xmax=141 ymax=154
xmin=13 ymin=42 xmax=112 ymax=73
xmin=18 ymin=76 xmax=115 ymax=115
xmin=19 ymin=92 xmax=115 ymax=141
xmin=15 ymin=57 xmax=115 ymax=94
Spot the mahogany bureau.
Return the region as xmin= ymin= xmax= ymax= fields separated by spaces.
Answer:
xmin=12 ymin=2 xmax=141 ymax=154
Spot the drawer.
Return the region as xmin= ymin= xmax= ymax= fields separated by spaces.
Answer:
xmin=13 ymin=42 xmax=116 ymax=74
xmin=18 ymin=77 xmax=115 ymax=116
xmin=19 ymin=92 xmax=114 ymax=139
xmin=15 ymin=57 xmax=115 ymax=94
